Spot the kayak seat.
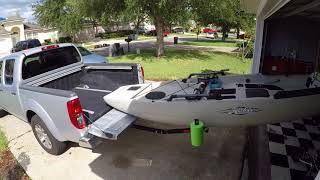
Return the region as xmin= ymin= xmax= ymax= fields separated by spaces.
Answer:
xmin=246 ymin=88 xmax=270 ymax=98
xmin=146 ymin=91 xmax=166 ymax=100
xmin=210 ymin=88 xmax=236 ymax=94
xmin=128 ymin=86 xmax=142 ymax=91
xmin=245 ymin=84 xmax=283 ymax=90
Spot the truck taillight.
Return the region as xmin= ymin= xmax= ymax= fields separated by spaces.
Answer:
xmin=67 ymin=98 xmax=86 ymax=129
xmin=42 ymin=45 xmax=59 ymax=51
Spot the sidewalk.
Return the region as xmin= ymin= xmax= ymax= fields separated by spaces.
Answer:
xmin=167 ymin=44 xmax=238 ymax=53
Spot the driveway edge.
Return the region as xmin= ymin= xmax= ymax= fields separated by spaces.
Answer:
xmin=248 ymin=125 xmax=271 ymax=180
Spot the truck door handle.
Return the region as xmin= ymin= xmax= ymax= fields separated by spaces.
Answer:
xmin=0 ymin=89 xmax=3 ymax=92
xmin=11 ymin=92 xmax=16 ymax=96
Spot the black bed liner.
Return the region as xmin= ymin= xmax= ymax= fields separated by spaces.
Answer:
xmin=73 ymin=88 xmax=112 ymax=124
xmin=40 ymin=66 xmax=140 ymax=123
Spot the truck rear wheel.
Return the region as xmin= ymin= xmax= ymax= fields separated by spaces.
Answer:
xmin=31 ymin=115 xmax=67 ymax=155
xmin=0 ymin=109 xmax=8 ymax=118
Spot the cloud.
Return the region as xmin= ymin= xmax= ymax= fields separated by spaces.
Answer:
xmin=0 ymin=0 xmax=37 ymax=21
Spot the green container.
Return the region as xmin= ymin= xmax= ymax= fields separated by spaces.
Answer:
xmin=190 ymin=119 xmax=204 ymax=147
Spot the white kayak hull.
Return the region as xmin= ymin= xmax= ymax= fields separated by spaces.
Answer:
xmin=104 ymin=74 xmax=320 ymax=127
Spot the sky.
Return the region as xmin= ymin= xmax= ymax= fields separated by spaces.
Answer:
xmin=0 ymin=0 xmax=36 ymax=22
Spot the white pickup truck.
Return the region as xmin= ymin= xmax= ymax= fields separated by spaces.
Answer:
xmin=0 ymin=44 xmax=144 ymax=155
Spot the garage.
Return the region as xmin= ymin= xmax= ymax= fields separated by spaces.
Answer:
xmin=251 ymin=0 xmax=320 ymax=76
xmin=245 ymin=0 xmax=320 ymax=179
xmin=260 ymin=0 xmax=320 ymax=75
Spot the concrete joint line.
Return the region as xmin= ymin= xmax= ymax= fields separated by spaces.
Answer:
xmin=8 ymin=130 xmax=32 ymax=143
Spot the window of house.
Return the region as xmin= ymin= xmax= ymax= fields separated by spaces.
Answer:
xmin=33 ymin=32 xmax=38 ymax=39
xmin=26 ymin=33 xmax=32 ymax=40
xmin=4 ymin=59 xmax=15 ymax=85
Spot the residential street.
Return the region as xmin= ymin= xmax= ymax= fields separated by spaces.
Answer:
xmin=91 ymin=35 xmax=239 ymax=56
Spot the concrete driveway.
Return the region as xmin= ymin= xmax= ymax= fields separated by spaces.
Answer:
xmin=0 ymin=115 xmax=247 ymax=180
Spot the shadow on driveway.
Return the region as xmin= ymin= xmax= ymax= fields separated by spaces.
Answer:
xmin=88 ymin=125 xmax=247 ymax=180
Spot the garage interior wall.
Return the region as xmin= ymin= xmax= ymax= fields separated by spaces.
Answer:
xmin=263 ymin=17 xmax=320 ymax=63
xmin=257 ymin=0 xmax=320 ymax=74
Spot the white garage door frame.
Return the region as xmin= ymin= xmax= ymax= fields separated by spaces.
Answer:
xmin=251 ymin=0 xmax=291 ymax=74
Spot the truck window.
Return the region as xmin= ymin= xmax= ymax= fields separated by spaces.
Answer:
xmin=22 ymin=46 xmax=81 ymax=79
xmin=77 ymin=47 xmax=92 ymax=56
xmin=0 ymin=61 xmax=2 ymax=83
xmin=4 ymin=59 xmax=15 ymax=85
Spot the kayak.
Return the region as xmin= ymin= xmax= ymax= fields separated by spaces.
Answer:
xmin=104 ymin=71 xmax=320 ymax=127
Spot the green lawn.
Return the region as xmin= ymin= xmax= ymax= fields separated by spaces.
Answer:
xmin=181 ymin=39 xmax=238 ymax=47
xmin=0 ymin=130 xmax=8 ymax=151
xmin=110 ymin=49 xmax=251 ymax=80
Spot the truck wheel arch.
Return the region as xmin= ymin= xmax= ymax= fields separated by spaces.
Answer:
xmin=26 ymin=110 xmax=36 ymax=123
xmin=24 ymin=100 xmax=66 ymax=142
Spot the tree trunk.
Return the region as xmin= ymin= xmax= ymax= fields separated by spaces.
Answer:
xmin=236 ymin=27 xmax=240 ymax=39
xmin=134 ymin=17 xmax=143 ymax=34
xmin=155 ymin=17 xmax=165 ymax=57
xmin=222 ymin=31 xmax=227 ymax=41
xmin=221 ymin=25 xmax=228 ymax=41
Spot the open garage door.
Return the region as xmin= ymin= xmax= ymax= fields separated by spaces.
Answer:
xmin=257 ymin=0 xmax=320 ymax=75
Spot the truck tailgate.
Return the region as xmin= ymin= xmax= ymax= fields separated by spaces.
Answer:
xmin=87 ymin=109 xmax=136 ymax=140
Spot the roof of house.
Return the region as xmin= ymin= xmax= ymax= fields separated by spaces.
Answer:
xmin=24 ymin=23 xmax=42 ymax=31
xmin=6 ymin=15 xmax=24 ymax=21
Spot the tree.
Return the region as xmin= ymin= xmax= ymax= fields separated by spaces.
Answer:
xmin=33 ymin=0 xmax=126 ymax=39
xmin=122 ymin=2 xmax=148 ymax=33
xmin=125 ymin=0 xmax=190 ymax=57
xmin=191 ymin=0 xmax=254 ymax=41
xmin=33 ymin=0 xmax=82 ymax=39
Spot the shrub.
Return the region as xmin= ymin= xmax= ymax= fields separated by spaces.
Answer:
xmin=44 ymin=39 xmax=52 ymax=45
xmin=237 ymin=40 xmax=254 ymax=58
xmin=98 ymin=30 xmax=136 ymax=39
xmin=59 ymin=36 xmax=73 ymax=43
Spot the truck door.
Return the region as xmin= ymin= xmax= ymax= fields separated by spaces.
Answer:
xmin=1 ymin=58 xmax=23 ymax=119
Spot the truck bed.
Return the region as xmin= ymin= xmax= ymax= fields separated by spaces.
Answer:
xmin=40 ymin=65 xmax=140 ymax=123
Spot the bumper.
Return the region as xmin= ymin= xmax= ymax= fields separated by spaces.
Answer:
xmin=79 ymin=133 xmax=102 ymax=149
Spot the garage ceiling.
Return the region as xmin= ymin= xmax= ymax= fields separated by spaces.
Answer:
xmin=270 ymin=0 xmax=320 ymax=20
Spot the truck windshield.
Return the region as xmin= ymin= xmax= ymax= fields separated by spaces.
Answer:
xmin=22 ymin=46 xmax=81 ymax=79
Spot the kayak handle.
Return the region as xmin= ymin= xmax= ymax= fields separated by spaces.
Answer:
xmin=182 ymin=69 xmax=229 ymax=83
xmin=167 ymin=93 xmax=236 ymax=101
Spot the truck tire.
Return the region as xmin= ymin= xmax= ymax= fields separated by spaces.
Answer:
xmin=31 ymin=115 xmax=67 ymax=155
xmin=0 ymin=109 xmax=8 ymax=118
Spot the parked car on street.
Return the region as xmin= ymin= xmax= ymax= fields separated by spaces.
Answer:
xmin=0 ymin=43 xmax=144 ymax=155
xmin=136 ymin=27 xmax=147 ymax=34
xmin=202 ymin=28 xmax=218 ymax=33
xmin=206 ymin=32 xmax=219 ymax=39
xmin=172 ymin=27 xmax=184 ymax=34
xmin=145 ymin=30 xmax=171 ymax=37
xmin=77 ymin=46 xmax=108 ymax=64
xmin=11 ymin=39 xmax=41 ymax=53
